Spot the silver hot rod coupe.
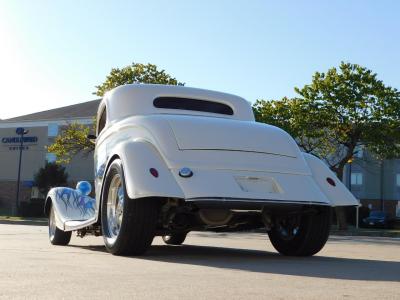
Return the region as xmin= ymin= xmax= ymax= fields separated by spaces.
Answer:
xmin=45 ymin=84 xmax=357 ymax=256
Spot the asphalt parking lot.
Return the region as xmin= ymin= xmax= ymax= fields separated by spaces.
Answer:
xmin=0 ymin=223 xmax=399 ymax=299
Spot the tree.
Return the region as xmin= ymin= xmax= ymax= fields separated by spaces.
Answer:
xmin=254 ymin=62 xmax=400 ymax=229
xmin=49 ymin=62 xmax=183 ymax=163
xmin=34 ymin=162 xmax=69 ymax=195
xmin=94 ymin=62 xmax=184 ymax=97
xmin=47 ymin=122 xmax=95 ymax=164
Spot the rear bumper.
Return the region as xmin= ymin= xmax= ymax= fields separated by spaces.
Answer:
xmin=185 ymin=196 xmax=330 ymax=210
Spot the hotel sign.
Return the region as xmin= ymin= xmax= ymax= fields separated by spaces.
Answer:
xmin=2 ymin=136 xmax=38 ymax=144
xmin=1 ymin=136 xmax=39 ymax=151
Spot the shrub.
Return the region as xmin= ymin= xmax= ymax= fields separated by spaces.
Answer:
xmin=34 ymin=162 xmax=69 ymax=195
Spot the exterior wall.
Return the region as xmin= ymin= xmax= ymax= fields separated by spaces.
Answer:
xmin=0 ymin=121 xmax=94 ymax=215
xmin=0 ymin=127 xmax=48 ymax=181
xmin=343 ymin=151 xmax=400 ymax=217
xmin=0 ymin=181 xmax=31 ymax=214
xmin=65 ymin=152 xmax=94 ymax=182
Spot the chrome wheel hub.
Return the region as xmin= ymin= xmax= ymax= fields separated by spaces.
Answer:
xmin=106 ymin=174 xmax=124 ymax=240
xmin=276 ymin=216 xmax=301 ymax=241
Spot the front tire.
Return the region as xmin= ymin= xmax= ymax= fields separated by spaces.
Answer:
xmin=162 ymin=232 xmax=187 ymax=245
xmin=101 ymin=159 xmax=159 ymax=256
xmin=268 ymin=207 xmax=331 ymax=256
xmin=49 ymin=205 xmax=71 ymax=246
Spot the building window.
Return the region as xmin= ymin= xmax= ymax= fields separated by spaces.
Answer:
xmin=396 ymin=174 xmax=400 ymax=187
xmin=46 ymin=153 xmax=57 ymax=163
xmin=48 ymin=124 xmax=59 ymax=137
xmin=351 ymin=172 xmax=363 ymax=185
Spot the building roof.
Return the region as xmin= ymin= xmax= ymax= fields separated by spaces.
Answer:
xmin=1 ymin=99 xmax=101 ymax=122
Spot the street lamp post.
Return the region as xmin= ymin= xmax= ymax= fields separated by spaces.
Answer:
xmin=380 ymin=160 xmax=384 ymax=212
xmin=347 ymin=157 xmax=353 ymax=192
xmin=347 ymin=158 xmax=359 ymax=228
xmin=15 ymin=127 xmax=29 ymax=216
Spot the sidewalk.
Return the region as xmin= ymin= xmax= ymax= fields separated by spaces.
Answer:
xmin=0 ymin=216 xmax=47 ymax=226
xmin=331 ymin=225 xmax=400 ymax=238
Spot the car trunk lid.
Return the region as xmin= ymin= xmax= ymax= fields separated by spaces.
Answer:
xmin=168 ymin=116 xmax=299 ymax=158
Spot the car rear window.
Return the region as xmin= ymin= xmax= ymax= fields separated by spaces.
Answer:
xmin=153 ymin=97 xmax=234 ymax=115
xmin=370 ymin=211 xmax=386 ymax=218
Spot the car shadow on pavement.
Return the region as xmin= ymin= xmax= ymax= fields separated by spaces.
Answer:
xmin=69 ymin=243 xmax=400 ymax=282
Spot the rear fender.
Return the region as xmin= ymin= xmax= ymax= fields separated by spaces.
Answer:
xmin=303 ymin=153 xmax=358 ymax=206
xmin=110 ymin=139 xmax=184 ymax=200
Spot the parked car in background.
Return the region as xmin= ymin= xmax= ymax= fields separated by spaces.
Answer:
xmin=362 ymin=211 xmax=395 ymax=229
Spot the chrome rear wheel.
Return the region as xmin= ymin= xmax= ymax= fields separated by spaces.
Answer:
xmin=105 ymin=174 xmax=124 ymax=244
xmin=101 ymin=159 xmax=160 ymax=256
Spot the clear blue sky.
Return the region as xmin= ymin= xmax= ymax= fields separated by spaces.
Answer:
xmin=0 ymin=0 xmax=399 ymax=119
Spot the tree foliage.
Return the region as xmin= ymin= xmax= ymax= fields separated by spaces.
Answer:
xmin=254 ymin=62 xmax=400 ymax=230
xmin=94 ymin=62 xmax=184 ymax=97
xmin=34 ymin=162 xmax=69 ymax=194
xmin=47 ymin=122 xmax=95 ymax=164
xmin=49 ymin=62 xmax=183 ymax=163
xmin=254 ymin=62 xmax=400 ymax=179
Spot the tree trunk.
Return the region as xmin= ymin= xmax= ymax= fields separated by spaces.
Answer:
xmin=335 ymin=207 xmax=348 ymax=230
xmin=333 ymin=165 xmax=348 ymax=230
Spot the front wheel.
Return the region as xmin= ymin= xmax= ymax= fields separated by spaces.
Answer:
xmin=268 ymin=207 xmax=331 ymax=256
xmin=101 ymin=159 xmax=159 ymax=256
xmin=49 ymin=205 xmax=71 ymax=245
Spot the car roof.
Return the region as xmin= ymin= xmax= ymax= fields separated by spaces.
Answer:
xmin=98 ymin=84 xmax=255 ymax=122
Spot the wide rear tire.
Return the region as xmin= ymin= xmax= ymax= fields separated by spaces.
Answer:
xmin=268 ymin=207 xmax=331 ymax=256
xmin=49 ymin=205 xmax=72 ymax=246
xmin=101 ymin=159 xmax=159 ymax=256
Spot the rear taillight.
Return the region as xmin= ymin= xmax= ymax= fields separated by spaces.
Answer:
xmin=149 ymin=168 xmax=159 ymax=178
xmin=326 ymin=177 xmax=336 ymax=186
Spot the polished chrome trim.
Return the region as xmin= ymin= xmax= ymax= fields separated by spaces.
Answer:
xmin=106 ymin=174 xmax=124 ymax=242
xmin=185 ymin=197 xmax=330 ymax=206
xmin=180 ymin=148 xmax=297 ymax=158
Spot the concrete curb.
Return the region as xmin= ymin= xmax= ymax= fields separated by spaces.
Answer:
xmin=0 ymin=218 xmax=47 ymax=226
xmin=331 ymin=229 xmax=400 ymax=238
